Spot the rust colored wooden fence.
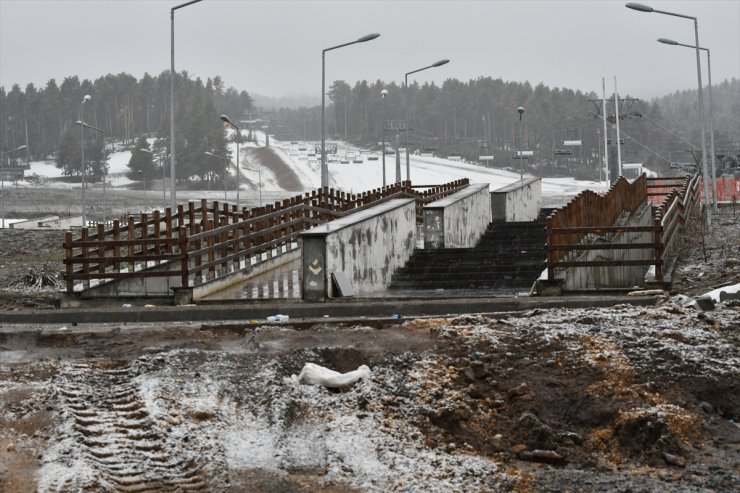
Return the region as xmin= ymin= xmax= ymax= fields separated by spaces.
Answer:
xmin=64 ymin=179 xmax=469 ymax=293
xmin=546 ymin=174 xmax=699 ymax=283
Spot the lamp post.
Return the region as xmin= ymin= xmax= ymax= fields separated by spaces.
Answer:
xmin=626 ymin=2 xmax=711 ymax=227
xmin=243 ymin=165 xmax=262 ymax=207
xmin=220 ymin=115 xmax=242 ymax=210
xmin=80 ymin=95 xmax=91 ymax=227
xmin=321 ymin=32 xmax=380 ymax=188
xmin=658 ymin=37 xmax=718 ymax=210
xmin=205 ymin=151 xmax=229 ymax=201
xmin=140 ymin=148 xmax=168 ymax=211
xmin=404 ymin=59 xmax=449 ymax=183
xmin=170 ymin=0 xmax=203 ymax=211
xmin=0 ymin=144 xmax=26 ymax=228
xmin=381 ymin=89 xmax=388 ymax=187
xmin=138 ymin=170 xmax=147 ymax=211
xmin=76 ymin=119 xmax=102 ymax=228
xmin=517 ymin=106 xmax=525 ymax=180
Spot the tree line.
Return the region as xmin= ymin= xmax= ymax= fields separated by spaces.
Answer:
xmin=2 ymin=70 xmax=737 ymax=185
xmin=0 ymin=71 xmax=253 ymax=187
xmin=269 ymin=76 xmax=739 ymax=179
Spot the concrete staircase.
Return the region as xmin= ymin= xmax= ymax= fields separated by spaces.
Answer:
xmin=389 ymin=209 xmax=552 ymax=293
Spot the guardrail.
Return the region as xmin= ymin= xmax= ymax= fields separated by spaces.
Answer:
xmin=545 ymin=174 xmax=698 ymax=283
xmin=64 ymin=179 xmax=469 ymax=293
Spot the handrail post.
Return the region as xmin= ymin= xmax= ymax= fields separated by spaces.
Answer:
xmin=654 ymin=215 xmax=664 ymax=283
xmin=178 ymin=226 xmax=189 ymax=289
xmin=546 ymin=216 xmax=554 ymax=280
xmin=65 ymin=230 xmax=74 ymax=293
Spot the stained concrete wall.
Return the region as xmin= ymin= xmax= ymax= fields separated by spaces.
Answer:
xmin=423 ymin=183 xmax=490 ymax=249
xmin=564 ymin=201 xmax=655 ymax=290
xmin=74 ymin=260 xmax=185 ymax=298
xmin=301 ymin=198 xmax=417 ymax=300
xmin=491 ymin=177 xmax=542 ymax=222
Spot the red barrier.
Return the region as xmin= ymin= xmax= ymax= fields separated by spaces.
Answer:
xmin=713 ymin=176 xmax=740 ymax=202
xmin=651 ymin=177 xmax=740 ymax=204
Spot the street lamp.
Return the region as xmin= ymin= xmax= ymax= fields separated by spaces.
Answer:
xmin=626 ymin=2 xmax=711 ymax=227
xmin=0 ymin=144 xmax=26 ymax=228
xmin=220 ymin=114 xmax=242 ymax=210
xmin=140 ymin=148 xmax=168 ymax=211
xmin=80 ymin=95 xmax=91 ymax=227
xmin=205 ymin=151 xmax=229 ymax=201
xmin=170 ymin=0 xmax=203 ymax=211
xmin=321 ymin=32 xmax=380 ymax=188
xmin=138 ymin=170 xmax=147 ymax=211
xmin=404 ymin=59 xmax=449 ymax=182
xmin=76 ymin=118 xmax=102 ymax=228
xmin=517 ymin=106 xmax=525 ymax=180
xmin=381 ymin=88 xmax=388 ymax=187
xmin=242 ymin=165 xmax=262 ymax=207
xmin=658 ymin=37 xmax=718 ymax=210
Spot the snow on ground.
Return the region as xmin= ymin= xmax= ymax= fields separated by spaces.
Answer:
xmin=28 ymin=160 xmax=64 ymax=179
xmin=17 ymin=132 xmax=603 ymax=199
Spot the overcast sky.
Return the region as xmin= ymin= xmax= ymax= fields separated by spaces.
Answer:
xmin=1 ymin=0 xmax=738 ymax=102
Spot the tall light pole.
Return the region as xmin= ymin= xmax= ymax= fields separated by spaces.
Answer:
xmin=80 ymin=95 xmax=91 ymax=227
xmin=205 ymin=151 xmax=228 ymax=201
xmin=626 ymin=2 xmax=711 ymax=227
xmin=321 ymin=32 xmax=380 ymax=188
xmin=658 ymin=37 xmax=718 ymax=211
xmin=75 ymin=120 xmax=103 ymax=227
xmin=138 ymin=170 xmax=147 ymax=211
xmin=381 ymin=89 xmax=388 ymax=187
xmin=220 ymin=115 xmax=242 ymax=210
xmin=517 ymin=106 xmax=525 ymax=180
xmin=404 ymin=59 xmax=449 ymax=182
xmin=170 ymin=0 xmax=203 ymax=211
xmin=140 ymin=148 xmax=167 ymax=211
xmin=0 ymin=144 xmax=26 ymax=228
xmin=243 ymin=165 xmax=262 ymax=207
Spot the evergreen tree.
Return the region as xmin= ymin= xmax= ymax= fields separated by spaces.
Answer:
xmin=127 ymin=136 xmax=156 ymax=185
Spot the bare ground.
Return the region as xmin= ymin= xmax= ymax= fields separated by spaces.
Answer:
xmin=0 ymin=194 xmax=738 ymax=492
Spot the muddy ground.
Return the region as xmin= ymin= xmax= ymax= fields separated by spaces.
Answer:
xmin=0 ymin=199 xmax=738 ymax=492
xmin=1 ymin=301 xmax=738 ymax=492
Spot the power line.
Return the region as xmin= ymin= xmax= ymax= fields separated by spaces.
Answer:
xmin=640 ymin=112 xmax=698 ymax=150
xmin=621 ymin=130 xmax=671 ymax=165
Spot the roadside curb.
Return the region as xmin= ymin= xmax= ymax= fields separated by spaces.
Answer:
xmin=0 ymin=295 xmax=661 ymax=325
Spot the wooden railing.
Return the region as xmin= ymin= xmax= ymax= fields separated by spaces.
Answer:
xmin=64 ymin=179 xmax=469 ymax=293
xmin=545 ymin=174 xmax=699 ymax=283
xmin=652 ymin=174 xmax=700 ymax=279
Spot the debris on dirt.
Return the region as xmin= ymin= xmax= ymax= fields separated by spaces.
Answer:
xmin=517 ymin=449 xmax=566 ymax=464
xmin=290 ymin=363 xmax=372 ymax=388
xmin=2 ymin=264 xmax=64 ymax=292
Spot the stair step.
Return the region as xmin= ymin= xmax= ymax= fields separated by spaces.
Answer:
xmin=390 ymin=214 xmax=551 ymax=293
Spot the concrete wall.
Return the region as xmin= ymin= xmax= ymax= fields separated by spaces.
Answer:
xmin=564 ymin=201 xmax=655 ymax=290
xmin=74 ymin=259 xmax=185 ymax=298
xmin=491 ymin=177 xmax=542 ymax=222
xmin=301 ymin=198 xmax=417 ymax=300
xmin=423 ymin=183 xmax=490 ymax=249
xmin=193 ymin=243 xmax=300 ymax=300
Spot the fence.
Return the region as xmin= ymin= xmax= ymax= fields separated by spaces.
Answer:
xmin=64 ymin=179 xmax=469 ymax=293
xmin=546 ymin=174 xmax=699 ymax=283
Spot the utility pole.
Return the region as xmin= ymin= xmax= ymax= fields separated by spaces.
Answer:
xmin=589 ymin=91 xmax=640 ymax=184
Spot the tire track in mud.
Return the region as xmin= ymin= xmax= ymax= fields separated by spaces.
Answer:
xmin=45 ymin=360 xmax=215 ymax=493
